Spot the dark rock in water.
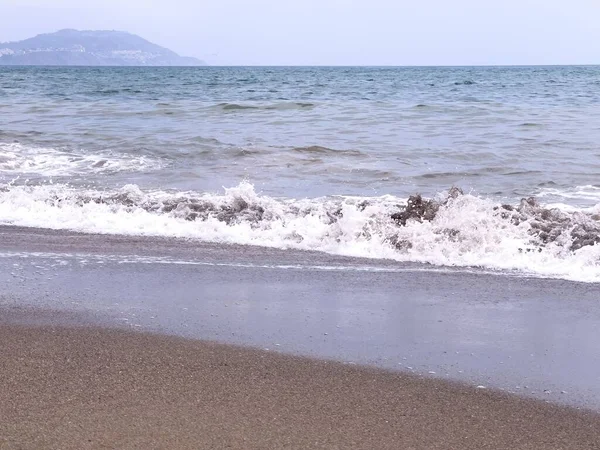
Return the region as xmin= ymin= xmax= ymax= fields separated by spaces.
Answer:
xmin=447 ymin=186 xmax=464 ymax=199
xmin=440 ymin=228 xmax=461 ymax=241
xmin=213 ymin=198 xmax=265 ymax=225
xmin=388 ymin=188 xmax=465 ymax=251
xmin=501 ymin=204 xmax=514 ymax=211
xmin=386 ymin=235 xmax=413 ymax=251
xmin=389 ymin=188 xmax=599 ymax=253
xmin=502 ymin=196 xmax=600 ymax=252
xmin=357 ymin=200 xmax=370 ymax=211
xmin=391 ymin=195 xmax=440 ymax=226
xmin=326 ymin=207 xmax=344 ymax=224
xmin=570 ymin=222 xmax=600 ymax=251
xmin=391 ymin=187 xmax=463 ymax=226
xmin=94 ymin=192 xmax=269 ymax=226
xmin=519 ymin=197 xmax=539 ymax=211
xmin=493 ymin=204 xmax=515 ymax=219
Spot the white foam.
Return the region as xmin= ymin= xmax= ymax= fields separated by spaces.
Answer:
xmin=0 ymin=143 xmax=164 ymax=176
xmin=0 ymin=181 xmax=598 ymax=283
xmin=537 ymin=185 xmax=600 ymax=207
xmin=0 ymin=250 xmax=471 ymax=274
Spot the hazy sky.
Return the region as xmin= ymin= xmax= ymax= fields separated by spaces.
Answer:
xmin=1 ymin=0 xmax=599 ymax=65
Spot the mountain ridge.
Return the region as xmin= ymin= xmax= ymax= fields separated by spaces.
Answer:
xmin=0 ymin=29 xmax=206 ymax=66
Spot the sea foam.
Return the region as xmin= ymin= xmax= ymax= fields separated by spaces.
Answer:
xmin=0 ymin=181 xmax=598 ymax=282
xmin=0 ymin=143 xmax=164 ymax=177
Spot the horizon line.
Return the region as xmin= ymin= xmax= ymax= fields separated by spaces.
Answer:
xmin=1 ymin=64 xmax=599 ymax=68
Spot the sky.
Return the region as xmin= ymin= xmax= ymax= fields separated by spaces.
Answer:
xmin=0 ymin=0 xmax=599 ymax=66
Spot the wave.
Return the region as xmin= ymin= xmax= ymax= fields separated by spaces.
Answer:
xmin=537 ymin=185 xmax=600 ymax=205
xmin=0 ymin=182 xmax=598 ymax=282
xmin=292 ymin=146 xmax=364 ymax=157
xmin=0 ymin=143 xmax=165 ymax=177
xmin=216 ymin=102 xmax=315 ymax=111
xmin=219 ymin=103 xmax=258 ymax=111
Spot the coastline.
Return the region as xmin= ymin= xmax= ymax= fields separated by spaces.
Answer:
xmin=2 ymin=312 xmax=600 ymax=450
xmin=2 ymin=225 xmax=600 ymax=411
xmin=3 ymin=62 xmax=600 ymax=449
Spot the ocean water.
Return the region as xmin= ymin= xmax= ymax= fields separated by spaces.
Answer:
xmin=1 ymin=66 xmax=599 ymax=282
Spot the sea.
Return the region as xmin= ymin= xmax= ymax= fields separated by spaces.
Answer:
xmin=1 ymin=66 xmax=599 ymax=282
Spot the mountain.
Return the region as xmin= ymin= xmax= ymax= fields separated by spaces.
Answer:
xmin=0 ymin=29 xmax=206 ymax=66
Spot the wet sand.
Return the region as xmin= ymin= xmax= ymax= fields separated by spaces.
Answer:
xmin=3 ymin=227 xmax=600 ymax=409
xmin=2 ymin=320 xmax=600 ymax=450
xmin=2 ymin=225 xmax=600 ymax=448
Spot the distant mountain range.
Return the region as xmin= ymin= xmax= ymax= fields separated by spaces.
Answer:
xmin=0 ymin=29 xmax=206 ymax=66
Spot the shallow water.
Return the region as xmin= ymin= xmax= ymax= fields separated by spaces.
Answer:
xmin=2 ymin=227 xmax=600 ymax=410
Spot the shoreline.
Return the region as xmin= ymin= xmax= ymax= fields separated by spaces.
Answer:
xmin=1 ymin=223 xmax=597 ymax=284
xmin=2 ymin=314 xmax=600 ymax=449
xmin=2 ymin=225 xmax=600 ymax=411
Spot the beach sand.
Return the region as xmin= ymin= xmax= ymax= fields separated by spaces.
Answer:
xmin=2 ymin=322 xmax=599 ymax=450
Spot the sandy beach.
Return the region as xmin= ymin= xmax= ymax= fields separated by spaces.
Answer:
xmin=2 ymin=227 xmax=600 ymax=448
xmin=3 ymin=226 xmax=600 ymax=410
xmin=2 ymin=319 xmax=600 ymax=450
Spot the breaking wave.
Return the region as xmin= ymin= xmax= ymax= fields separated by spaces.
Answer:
xmin=0 ymin=181 xmax=598 ymax=282
xmin=0 ymin=143 xmax=165 ymax=177
xmin=537 ymin=185 xmax=600 ymax=206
